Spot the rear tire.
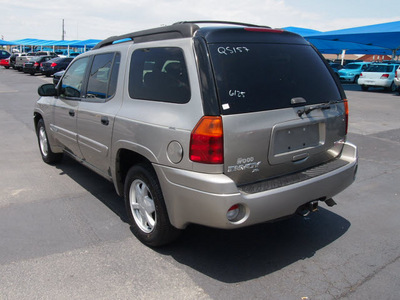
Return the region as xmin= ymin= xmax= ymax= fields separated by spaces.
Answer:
xmin=389 ymin=82 xmax=396 ymax=92
xmin=36 ymin=119 xmax=63 ymax=164
xmin=124 ymin=164 xmax=181 ymax=247
xmin=361 ymin=85 xmax=369 ymax=91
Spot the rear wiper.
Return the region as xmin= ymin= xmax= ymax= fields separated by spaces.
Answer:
xmin=297 ymin=100 xmax=342 ymax=117
xmin=297 ymin=103 xmax=330 ymax=117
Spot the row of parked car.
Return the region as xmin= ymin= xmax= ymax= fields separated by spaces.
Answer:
xmin=0 ymin=50 xmax=74 ymax=80
xmin=1 ymin=48 xmax=399 ymax=94
xmin=329 ymin=60 xmax=400 ymax=93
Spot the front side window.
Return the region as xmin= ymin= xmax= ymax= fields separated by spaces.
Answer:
xmin=86 ymin=52 xmax=120 ymax=100
xmin=61 ymin=56 xmax=90 ymax=98
xmin=129 ymin=47 xmax=190 ymax=103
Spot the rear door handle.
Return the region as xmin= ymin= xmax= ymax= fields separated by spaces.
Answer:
xmin=69 ymin=110 xmax=75 ymax=117
xmin=101 ymin=116 xmax=109 ymax=126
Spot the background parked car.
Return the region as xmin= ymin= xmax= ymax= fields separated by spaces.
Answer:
xmin=9 ymin=53 xmax=21 ymax=69
xmin=0 ymin=57 xmax=10 ymax=69
xmin=328 ymin=62 xmax=344 ymax=78
xmin=394 ymin=65 xmax=400 ymax=94
xmin=15 ymin=52 xmax=34 ymax=71
xmin=52 ymin=70 xmax=64 ymax=85
xmin=0 ymin=50 xmax=10 ymax=60
xmin=338 ymin=62 xmax=371 ymax=83
xmin=23 ymin=56 xmax=55 ymax=75
xmin=358 ymin=63 xmax=400 ymax=92
xmin=16 ymin=51 xmax=57 ymax=71
xmin=41 ymin=57 xmax=73 ymax=76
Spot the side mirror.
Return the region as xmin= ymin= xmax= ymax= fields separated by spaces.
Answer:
xmin=38 ymin=83 xmax=57 ymax=97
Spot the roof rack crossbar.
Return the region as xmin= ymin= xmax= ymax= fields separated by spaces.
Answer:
xmin=93 ymin=23 xmax=199 ymax=50
xmin=173 ymin=20 xmax=270 ymax=28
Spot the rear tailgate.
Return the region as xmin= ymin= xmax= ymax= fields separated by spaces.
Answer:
xmin=206 ymin=31 xmax=347 ymax=186
xmin=223 ymin=105 xmax=346 ymax=186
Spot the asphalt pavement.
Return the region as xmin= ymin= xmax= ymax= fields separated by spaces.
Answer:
xmin=0 ymin=68 xmax=399 ymax=300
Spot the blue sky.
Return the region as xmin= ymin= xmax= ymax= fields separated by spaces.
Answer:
xmin=1 ymin=0 xmax=399 ymax=41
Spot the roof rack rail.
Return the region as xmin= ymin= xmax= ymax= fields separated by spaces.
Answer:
xmin=93 ymin=23 xmax=199 ymax=50
xmin=173 ymin=20 xmax=270 ymax=28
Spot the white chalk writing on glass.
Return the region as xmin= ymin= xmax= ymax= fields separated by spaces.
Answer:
xmin=229 ymin=90 xmax=246 ymax=98
xmin=217 ymin=46 xmax=250 ymax=55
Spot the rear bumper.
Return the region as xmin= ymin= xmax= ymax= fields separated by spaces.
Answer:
xmin=358 ymin=78 xmax=392 ymax=88
xmin=155 ymin=142 xmax=358 ymax=229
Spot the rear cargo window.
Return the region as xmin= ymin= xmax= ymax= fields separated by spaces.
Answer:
xmin=208 ymin=43 xmax=341 ymax=114
xmin=365 ymin=65 xmax=395 ymax=72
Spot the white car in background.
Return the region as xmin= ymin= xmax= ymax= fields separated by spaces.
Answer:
xmin=358 ymin=63 xmax=400 ymax=92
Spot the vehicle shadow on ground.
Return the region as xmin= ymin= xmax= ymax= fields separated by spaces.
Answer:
xmin=55 ymin=156 xmax=128 ymax=223
xmin=55 ymin=157 xmax=350 ymax=283
xmin=158 ymin=206 xmax=350 ymax=283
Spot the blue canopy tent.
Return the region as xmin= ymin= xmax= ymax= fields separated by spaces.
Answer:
xmin=6 ymin=38 xmax=96 ymax=55
xmin=284 ymin=26 xmax=396 ymax=56
xmin=304 ymin=21 xmax=400 ymax=58
xmin=0 ymin=40 xmax=16 ymax=46
xmin=69 ymin=39 xmax=102 ymax=52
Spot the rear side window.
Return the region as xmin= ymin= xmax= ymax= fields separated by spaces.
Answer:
xmin=86 ymin=52 xmax=120 ymax=100
xmin=129 ymin=47 xmax=190 ymax=103
xmin=208 ymin=43 xmax=341 ymax=114
xmin=365 ymin=65 xmax=395 ymax=72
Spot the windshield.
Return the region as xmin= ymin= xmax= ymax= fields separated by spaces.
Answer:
xmin=208 ymin=43 xmax=341 ymax=114
xmin=344 ymin=64 xmax=362 ymax=70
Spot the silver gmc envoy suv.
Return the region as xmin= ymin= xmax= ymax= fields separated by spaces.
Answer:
xmin=34 ymin=21 xmax=358 ymax=246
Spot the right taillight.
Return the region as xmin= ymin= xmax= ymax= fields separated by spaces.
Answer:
xmin=190 ymin=116 xmax=223 ymax=164
xmin=344 ymin=99 xmax=349 ymax=135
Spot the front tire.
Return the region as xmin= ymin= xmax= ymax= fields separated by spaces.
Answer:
xmin=36 ymin=119 xmax=63 ymax=164
xmin=124 ymin=164 xmax=181 ymax=247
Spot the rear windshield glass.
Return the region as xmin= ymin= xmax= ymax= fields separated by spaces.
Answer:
xmin=344 ymin=64 xmax=362 ymax=69
xmin=208 ymin=43 xmax=341 ymax=114
xmin=365 ymin=65 xmax=395 ymax=72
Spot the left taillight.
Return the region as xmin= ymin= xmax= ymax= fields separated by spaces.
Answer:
xmin=34 ymin=62 xmax=39 ymax=67
xmin=190 ymin=116 xmax=223 ymax=164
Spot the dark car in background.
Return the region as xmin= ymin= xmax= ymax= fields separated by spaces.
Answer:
xmin=9 ymin=53 xmax=21 ymax=69
xmin=52 ymin=70 xmax=65 ymax=85
xmin=40 ymin=57 xmax=74 ymax=76
xmin=0 ymin=50 xmax=10 ymax=60
xmin=23 ymin=56 xmax=55 ymax=75
xmin=328 ymin=62 xmax=344 ymax=78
